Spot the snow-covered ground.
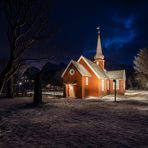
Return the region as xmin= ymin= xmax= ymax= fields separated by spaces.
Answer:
xmin=0 ymin=90 xmax=148 ymax=147
xmin=27 ymin=91 xmax=63 ymax=96
xmin=102 ymin=90 xmax=148 ymax=102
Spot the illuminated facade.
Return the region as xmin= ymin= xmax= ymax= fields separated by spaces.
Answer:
xmin=61 ymin=29 xmax=126 ymax=98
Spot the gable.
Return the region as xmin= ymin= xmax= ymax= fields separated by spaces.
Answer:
xmin=61 ymin=60 xmax=91 ymax=78
xmin=78 ymin=56 xmax=108 ymax=79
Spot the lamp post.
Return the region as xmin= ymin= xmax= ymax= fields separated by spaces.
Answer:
xmin=18 ymin=82 xmax=22 ymax=95
xmin=113 ymin=79 xmax=117 ymax=102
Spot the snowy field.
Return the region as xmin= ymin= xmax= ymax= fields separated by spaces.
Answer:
xmin=0 ymin=90 xmax=148 ymax=148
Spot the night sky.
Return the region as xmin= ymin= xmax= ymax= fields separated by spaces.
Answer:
xmin=0 ymin=0 xmax=148 ymax=66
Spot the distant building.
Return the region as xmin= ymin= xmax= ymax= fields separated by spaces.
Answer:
xmin=61 ymin=28 xmax=126 ymax=98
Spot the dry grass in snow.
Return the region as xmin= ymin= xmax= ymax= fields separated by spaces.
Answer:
xmin=0 ymin=91 xmax=148 ymax=148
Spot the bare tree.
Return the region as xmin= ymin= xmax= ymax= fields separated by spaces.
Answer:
xmin=133 ymin=48 xmax=148 ymax=89
xmin=0 ymin=0 xmax=52 ymax=94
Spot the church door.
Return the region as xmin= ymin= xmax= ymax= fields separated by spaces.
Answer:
xmin=68 ymin=84 xmax=75 ymax=98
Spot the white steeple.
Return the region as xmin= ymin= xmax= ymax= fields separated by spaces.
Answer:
xmin=94 ymin=27 xmax=104 ymax=60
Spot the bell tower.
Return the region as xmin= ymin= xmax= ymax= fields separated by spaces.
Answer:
xmin=94 ymin=27 xmax=105 ymax=70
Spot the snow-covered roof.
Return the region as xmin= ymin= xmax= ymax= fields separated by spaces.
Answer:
xmin=62 ymin=55 xmax=125 ymax=80
xmin=106 ymin=70 xmax=126 ymax=80
xmin=72 ymin=60 xmax=92 ymax=77
xmin=78 ymin=56 xmax=108 ymax=78
xmin=61 ymin=60 xmax=91 ymax=77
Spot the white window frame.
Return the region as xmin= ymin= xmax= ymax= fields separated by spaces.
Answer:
xmin=102 ymin=79 xmax=105 ymax=91
xmin=107 ymin=80 xmax=109 ymax=90
xmin=85 ymin=77 xmax=88 ymax=85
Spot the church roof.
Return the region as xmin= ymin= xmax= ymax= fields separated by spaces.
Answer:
xmin=106 ymin=70 xmax=126 ymax=80
xmin=61 ymin=60 xmax=91 ymax=77
xmin=72 ymin=60 xmax=92 ymax=77
xmin=78 ymin=56 xmax=108 ymax=78
xmin=62 ymin=57 xmax=126 ymax=80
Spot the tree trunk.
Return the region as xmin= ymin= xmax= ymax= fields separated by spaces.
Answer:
xmin=0 ymin=75 xmax=6 ymax=95
xmin=0 ymin=80 xmax=5 ymax=95
xmin=33 ymin=72 xmax=42 ymax=104
xmin=0 ymin=58 xmax=14 ymax=94
xmin=63 ymin=84 xmax=66 ymax=97
xmin=6 ymin=76 xmax=14 ymax=98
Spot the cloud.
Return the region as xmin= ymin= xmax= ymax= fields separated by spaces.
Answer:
xmin=83 ymin=48 xmax=96 ymax=55
xmin=113 ymin=16 xmax=135 ymax=29
xmin=104 ymin=30 xmax=135 ymax=48
xmin=104 ymin=16 xmax=136 ymax=48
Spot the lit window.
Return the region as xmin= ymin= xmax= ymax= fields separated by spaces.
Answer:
xmin=96 ymin=61 xmax=99 ymax=65
xmin=86 ymin=77 xmax=88 ymax=85
xmin=102 ymin=79 xmax=104 ymax=91
xmin=69 ymin=68 xmax=75 ymax=75
xmin=107 ymin=80 xmax=109 ymax=90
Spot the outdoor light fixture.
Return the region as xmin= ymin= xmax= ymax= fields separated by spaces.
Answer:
xmin=19 ymin=82 xmax=22 ymax=85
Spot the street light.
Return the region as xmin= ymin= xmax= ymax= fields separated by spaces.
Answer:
xmin=18 ymin=82 xmax=22 ymax=94
xmin=19 ymin=82 xmax=22 ymax=86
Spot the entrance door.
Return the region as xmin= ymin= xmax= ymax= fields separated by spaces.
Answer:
xmin=68 ymin=84 xmax=75 ymax=98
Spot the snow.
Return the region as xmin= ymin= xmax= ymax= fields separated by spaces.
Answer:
xmin=27 ymin=91 xmax=63 ymax=96
xmin=0 ymin=90 xmax=148 ymax=147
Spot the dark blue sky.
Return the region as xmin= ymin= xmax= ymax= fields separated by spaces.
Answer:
xmin=0 ymin=0 xmax=148 ymax=65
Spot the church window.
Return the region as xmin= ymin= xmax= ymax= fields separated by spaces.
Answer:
xmin=69 ymin=68 xmax=75 ymax=75
xmin=85 ymin=77 xmax=88 ymax=85
xmin=107 ymin=80 xmax=109 ymax=90
xmin=102 ymin=79 xmax=105 ymax=91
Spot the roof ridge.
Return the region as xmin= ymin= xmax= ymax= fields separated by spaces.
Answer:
xmin=78 ymin=56 xmax=108 ymax=78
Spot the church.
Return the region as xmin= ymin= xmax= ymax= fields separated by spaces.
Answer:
xmin=61 ymin=28 xmax=126 ymax=98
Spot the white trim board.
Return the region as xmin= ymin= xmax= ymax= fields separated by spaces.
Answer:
xmin=61 ymin=60 xmax=74 ymax=78
xmin=77 ymin=55 xmax=101 ymax=79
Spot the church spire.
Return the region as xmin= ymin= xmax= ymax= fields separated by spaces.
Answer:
xmin=94 ymin=27 xmax=104 ymax=60
xmin=94 ymin=27 xmax=105 ymax=70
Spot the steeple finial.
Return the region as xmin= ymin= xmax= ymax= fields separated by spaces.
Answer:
xmin=94 ymin=26 xmax=104 ymax=60
xmin=97 ymin=26 xmax=100 ymax=34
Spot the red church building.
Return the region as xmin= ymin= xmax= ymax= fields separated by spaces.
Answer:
xmin=61 ymin=28 xmax=126 ymax=98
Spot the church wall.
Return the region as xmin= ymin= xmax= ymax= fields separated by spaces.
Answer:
xmin=99 ymin=79 xmax=108 ymax=96
xmin=119 ymin=80 xmax=125 ymax=94
xmin=109 ymin=80 xmax=114 ymax=94
xmin=107 ymin=79 xmax=110 ymax=94
xmin=98 ymin=79 xmax=102 ymax=96
xmin=79 ymin=58 xmax=100 ymax=97
xmin=62 ymin=63 xmax=83 ymax=98
xmin=109 ymin=79 xmax=125 ymax=95
xmin=104 ymin=79 xmax=107 ymax=95
xmin=82 ymin=77 xmax=88 ymax=98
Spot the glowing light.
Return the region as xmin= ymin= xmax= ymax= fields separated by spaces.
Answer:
xmin=85 ymin=77 xmax=88 ymax=85
xmin=19 ymin=82 xmax=22 ymax=85
xmin=69 ymin=84 xmax=73 ymax=89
